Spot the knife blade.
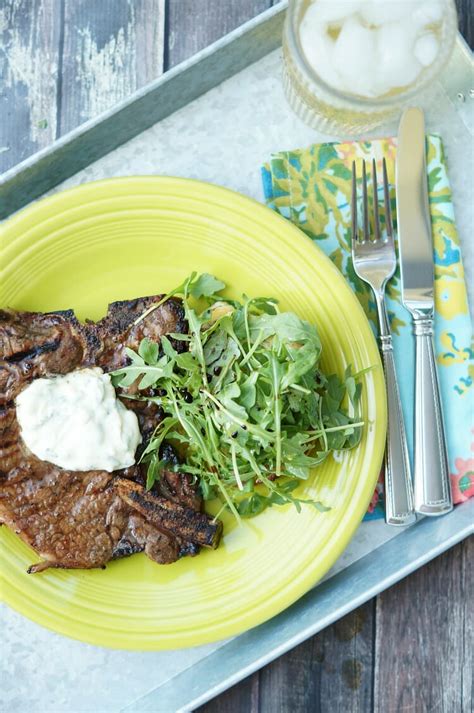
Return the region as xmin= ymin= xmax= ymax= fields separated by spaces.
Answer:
xmin=395 ymin=107 xmax=453 ymax=517
xmin=396 ymin=107 xmax=433 ymax=312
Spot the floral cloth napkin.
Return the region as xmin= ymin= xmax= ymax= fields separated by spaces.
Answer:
xmin=262 ymin=136 xmax=473 ymax=519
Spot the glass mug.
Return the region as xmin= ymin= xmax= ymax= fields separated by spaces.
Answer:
xmin=282 ymin=0 xmax=458 ymax=134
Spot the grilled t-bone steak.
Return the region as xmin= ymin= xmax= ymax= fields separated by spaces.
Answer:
xmin=0 ymin=296 xmax=222 ymax=573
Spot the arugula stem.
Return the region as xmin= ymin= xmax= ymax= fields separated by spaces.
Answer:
xmin=213 ymin=473 xmax=242 ymax=523
xmin=318 ymin=397 xmax=328 ymax=452
xmin=201 ymin=389 xmax=272 ymax=440
xmin=138 ymin=416 xmax=176 ymax=463
xmin=353 ymin=365 xmax=376 ymax=377
xmin=243 ymin=300 xmax=252 ymax=350
xmin=170 ymin=392 xmax=214 ymax=464
xmin=231 ymin=442 xmax=244 ymax=491
xmin=271 ymin=356 xmax=282 ymax=478
xmin=241 ymin=446 xmax=265 ymax=480
xmin=212 ymin=501 xmax=229 ymax=523
xmin=239 ymin=329 xmax=264 ymax=367
xmin=213 ymin=355 xmax=237 ymax=392
xmin=185 ymin=304 xmax=208 ymax=388
xmin=288 ymin=383 xmax=312 ymax=394
xmin=304 ymin=421 xmax=365 ymax=438
xmin=133 ymin=272 xmax=197 ymax=326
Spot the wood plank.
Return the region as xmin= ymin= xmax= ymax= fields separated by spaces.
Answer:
xmin=199 ymin=602 xmax=375 ymax=713
xmin=455 ymin=0 xmax=473 ymax=48
xmin=374 ymin=538 xmax=473 ymax=712
xmin=460 ymin=536 xmax=474 ymax=709
xmin=58 ymin=0 xmax=165 ymax=135
xmin=198 ymin=673 xmax=259 ymax=713
xmin=165 ymin=0 xmax=273 ymax=69
xmin=256 ymin=602 xmax=375 ymax=713
xmin=0 ymin=0 xmax=61 ymax=173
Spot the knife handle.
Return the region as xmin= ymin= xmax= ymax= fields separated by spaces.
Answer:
xmin=412 ymin=313 xmax=453 ymax=516
xmin=379 ymin=335 xmax=416 ymax=526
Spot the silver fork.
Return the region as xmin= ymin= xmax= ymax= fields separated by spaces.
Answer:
xmin=351 ymin=159 xmax=416 ymax=526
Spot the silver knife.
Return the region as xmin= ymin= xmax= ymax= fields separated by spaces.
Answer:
xmin=396 ymin=107 xmax=453 ymax=516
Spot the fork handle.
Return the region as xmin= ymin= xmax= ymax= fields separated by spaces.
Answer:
xmin=379 ymin=335 xmax=416 ymax=526
xmin=412 ymin=313 xmax=453 ymax=516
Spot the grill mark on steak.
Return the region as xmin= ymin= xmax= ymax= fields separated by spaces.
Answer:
xmin=4 ymin=338 xmax=61 ymax=364
xmin=116 ymin=479 xmax=222 ymax=549
xmin=0 ymin=296 xmax=222 ymax=573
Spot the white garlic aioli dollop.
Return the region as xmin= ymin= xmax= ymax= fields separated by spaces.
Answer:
xmin=16 ymin=368 xmax=141 ymax=472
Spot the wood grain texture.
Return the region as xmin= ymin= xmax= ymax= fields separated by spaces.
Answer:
xmin=461 ymin=536 xmax=474 ymax=709
xmin=0 ymin=0 xmax=61 ymax=173
xmin=373 ymin=536 xmax=473 ymax=713
xmin=198 ymin=603 xmax=376 ymax=713
xmin=199 ymin=673 xmax=260 ymax=713
xmin=455 ymin=0 xmax=473 ymax=49
xmin=165 ymin=0 xmax=273 ymax=69
xmin=260 ymin=603 xmax=375 ymax=713
xmin=200 ymin=542 xmax=472 ymax=713
xmin=58 ymin=0 xmax=165 ymax=135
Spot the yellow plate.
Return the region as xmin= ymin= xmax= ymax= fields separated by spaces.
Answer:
xmin=0 ymin=176 xmax=386 ymax=650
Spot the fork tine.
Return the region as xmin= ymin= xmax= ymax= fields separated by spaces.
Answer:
xmin=351 ymin=161 xmax=358 ymax=245
xmin=372 ymin=159 xmax=381 ymax=242
xmin=362 ymin=160 xmax=369 ymax=242
xmin=382 ymin=158 xmax=394 ymax=242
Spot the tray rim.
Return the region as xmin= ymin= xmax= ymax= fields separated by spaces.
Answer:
xmin=122 ymin=500 xmax=474 ymax=713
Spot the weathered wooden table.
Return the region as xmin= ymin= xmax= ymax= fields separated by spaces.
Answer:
xmin=1 ymin=2 xmax=472 ymax=711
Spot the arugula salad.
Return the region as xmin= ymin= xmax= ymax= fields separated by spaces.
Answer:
xmin=112 ymin=274 xmax=364 ymax=522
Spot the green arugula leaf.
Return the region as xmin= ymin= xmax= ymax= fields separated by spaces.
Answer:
xmin=236 ymin=492 xmax=268 ymax=518
xmin=167 ymin=332 xmax=191 ymax=341
xmin=146 ymin=453 xmax=163 ymax=490
xmin=111 ymin=361 xmax=174 ymax=389
xmin=322 ymin=374 xmax=346 ymax=415
xmin=176 ymin=351 xmax=197 ymax=371
xmin=124 ymin=347 xmax=145 ymax=365
xmin=138 ymin=338 xmax=159 ymax=364
xmin=246 ymin=296 xmax=279 ymax=315
xmin=240 ymin=372 xmax=258 ymax=410
xmin=189 ymin=273 xmax=226 ymax=299
xmin=250 ymin=312 xmax=321 ymax=354
xmin=160 ymin=335 xmax=177 ymax=360
xmin=281 ymin=343 xmax=319 ymax=390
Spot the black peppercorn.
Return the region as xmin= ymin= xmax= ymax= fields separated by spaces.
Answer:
xmin=149 ymin=387 xmax=166 ymax=398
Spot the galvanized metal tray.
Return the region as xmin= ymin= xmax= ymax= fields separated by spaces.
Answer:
xmin=1 ymin=5 xmax=473 ymax=712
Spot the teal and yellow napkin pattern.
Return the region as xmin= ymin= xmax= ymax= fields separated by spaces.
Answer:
xmin=262 ymin=136 xmax=473 ymax=519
